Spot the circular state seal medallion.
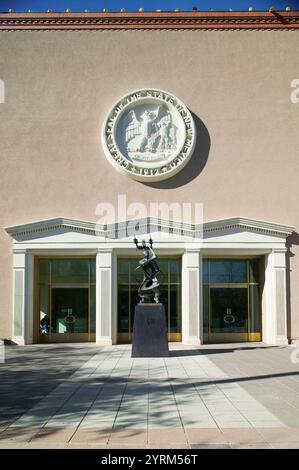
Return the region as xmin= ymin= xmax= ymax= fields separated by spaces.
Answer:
xmin=102 ymin=89 xmax=196 ymax=182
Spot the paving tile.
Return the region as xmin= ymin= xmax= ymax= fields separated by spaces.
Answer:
xmin=107 ymin=444 xmax=146 ymax=449
xmin=150 ymin=443 xmax=190 ymax=449
xmin=148 ymin=420 xmax=182 ymax=429
xmin=191 ymin=443 xmax=231 ymax=449
xmin=184 ymin=421 xmax=218 ymax=429
xmin=31 ymin=426 xmax=77 ymax=443
xmin=80 ymin=418 xmax=116 ymax=428
xmin=241 ymin=411 xmax=279 ymax=421
xmin=217 ymin=421 xmax=252 ymax=429
xmin=251 ymin=421 xmax=286 ymax=428
xmin=66 ymin=443 xmax=107 ymax=449
xmin=257 ymin=427 xmax=299 ymax=443
xmin=271 ymin=443 xmax=299 ymax=449
xmin=109 ymin=429 xmax=147 ymax=446
xmin=233 ymin=401 xmax=269 ymax=412
xmin=148 ymin=428 xmax=187 ymax=446
xmin=186 ymin=428 xmax=227 ymax=444
xmin=179 ymin=408 xmax=212 ymax=417
xmin=27 ymin=442 xmax=66 ymax=449
xmin=231 ymin=444 xmax=272 ymax=449
xmin=0 ymin=442 xmax=29 ymax=449
xmin=114 ymin=421 xmax=148 ymax=429
xmin=205 ymin=404 xmax=237 ymax=412
xmin=0 ymin=423 xmax=11 ymax=433
xmin=0 ymin=426 xmax=40 ymax=442
xmin=209 ymin=411 xmax=246 ymax=420
xmin=70 ymin=428 xmax=111 ymax=444
xmin=220 ymin=428 xmax=267 ymax=444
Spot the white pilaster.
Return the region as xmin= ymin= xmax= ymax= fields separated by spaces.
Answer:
xmin=12 ymin=250 xmax=34 ymax=345
xmin=263 ymin=249 xmax=288 ymax=345
xmin=182 ymin=249 xmax=202 ymax=346
xmin=96 ymin=249 xmax=114 ymax=345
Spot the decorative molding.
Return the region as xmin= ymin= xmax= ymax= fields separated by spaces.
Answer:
xmin=5 ymin=216 xmax=295 ymax=240
xmin=0 ymin=12 xmax=298 ymax=31
xmin=203 ymin=217 xmax=295 ymax=237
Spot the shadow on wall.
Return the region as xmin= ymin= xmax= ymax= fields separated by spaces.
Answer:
xmin=144 ymin=111 xmax=211 ymax=189
xmin=286 ymin=232 xmax=299 ymax=342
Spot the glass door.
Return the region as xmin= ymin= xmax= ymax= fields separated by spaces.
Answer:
xmin=210 ymin=287 xmax=249 ymax=341
xmin=51 ymin=287 xmax=89 ymax=337
xmin=37 ymin=258 xmax=96 ymax=343
xmin=203 ymin=258 xmax=262 ymax=343
xmin=117 ymin=258 xmax=182 ymax=343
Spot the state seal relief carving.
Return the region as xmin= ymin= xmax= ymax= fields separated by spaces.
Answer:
xmin=102 ymin=89 xmax=196 ymax=182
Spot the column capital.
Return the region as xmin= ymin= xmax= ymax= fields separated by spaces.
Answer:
xmin=271 ymin=248 xmax=287 ymax=254
xmin=182 ymin=249 xmax=202 ymax=269
xmin=96 ymin=247 xmax=113 ymax=253
xmin=184 ymin=247 xmax=202 ymax=253
xmin=12 ymin=249 xmax=28 ymax=255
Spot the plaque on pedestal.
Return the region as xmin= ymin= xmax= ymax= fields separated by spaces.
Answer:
xmin=132 ymin=303 xmax=169 ymax=357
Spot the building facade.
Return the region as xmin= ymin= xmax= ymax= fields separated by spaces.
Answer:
xmin=0 ymin=11 xmax=299 ymax=346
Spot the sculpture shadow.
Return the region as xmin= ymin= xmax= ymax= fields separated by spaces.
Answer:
xmin=143 ymin=111 xmax=211 ymax=189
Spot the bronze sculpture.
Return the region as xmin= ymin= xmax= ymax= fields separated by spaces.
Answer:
xmin=133 ymin=237 xmax=161 ymax=303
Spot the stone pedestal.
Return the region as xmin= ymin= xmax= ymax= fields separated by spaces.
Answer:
xmin=132 ymin=303 xmax=169 ymax=357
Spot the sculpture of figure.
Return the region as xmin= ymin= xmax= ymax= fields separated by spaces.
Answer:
xmin=157 ymin=121 xmax=170 ymax=152
xmin=138 ymin=110 xmax=159 ymax=152
xmin=124 ymin=107 xmax=178 ymax=159
xmin=157 ymin=110 xmax=177 ymax=151
xmin=126 ymin=108 xmax=159 ymax=153
xmin=134 ymin=237 xmax=161 ymax=303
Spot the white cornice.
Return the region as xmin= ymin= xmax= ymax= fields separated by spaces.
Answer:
xmin=4 ymin=216 xmax=295 ymax=240
xmin=203 ymin=217 xmax=295 ymax=237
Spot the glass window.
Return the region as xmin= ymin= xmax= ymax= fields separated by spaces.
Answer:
xmin=51 ymin=288 xmax=89 ymax=334
xmin=90 ymin=284 xmax=96 ymax=333
xmin=203 ymin=285 xmax=209 ymax=334
xmin=158 ymin=260 xmax=168 ymax=282
xmin=203 ymin=260 xmax=209 ymax=284
xmin=51 ymin=259 xmax=89 ymax=284
xmin=118 ymin=260 xmax=130 ymax=275
xmin=249 ymin=259 xmax=260 ymax=284
xmin=169 ymin=260 xmax=181 ymax=283
xmin=210 ymin=260 xmax=247 ymax=283
xmin=39 ymin=285 xmax=50 ymax=334
xmin=203 ymin=258 xmax=262 ymax=343
xmin=117 ymin=258 xmax=181 ymax=341
xmin=90 ymin=261 xmax=96 ymax=284
xmin=118 ymin=286 xmax=130 ymax=333
xmin=210 ymin=287 xmax=248 ymax=333
xmin=39 ymin=259 xmax=50 ymax=284
xmin=38 ymin=258 xmax=96 ymax=341
xmin=249 ymin=284 xmax=260 ymax=333
xmin=169 ymin=284 xmax=181 ymax=333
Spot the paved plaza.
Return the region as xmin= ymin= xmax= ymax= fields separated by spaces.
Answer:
xmin=1 ymin=343 xmax=299 ymax=449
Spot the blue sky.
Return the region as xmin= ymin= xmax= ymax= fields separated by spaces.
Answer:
xmin=1 ymin=1 xmax=299 ymax=12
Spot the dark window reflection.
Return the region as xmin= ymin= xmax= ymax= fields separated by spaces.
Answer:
xmin=210 ymin=260 xmax=247 ymax=283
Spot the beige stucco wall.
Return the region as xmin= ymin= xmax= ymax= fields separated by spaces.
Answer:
xmin=0 ymin=30 xmax=298 ymax=341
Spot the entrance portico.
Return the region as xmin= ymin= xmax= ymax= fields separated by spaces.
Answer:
xmin=6 ymin=216 xmax=294 ymax=347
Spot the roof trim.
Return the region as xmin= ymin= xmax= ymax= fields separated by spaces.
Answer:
xmin=0 ymin=11 xmax=298 ymax=31
xmin=5 ymin=216 xmax=295 ymax=240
